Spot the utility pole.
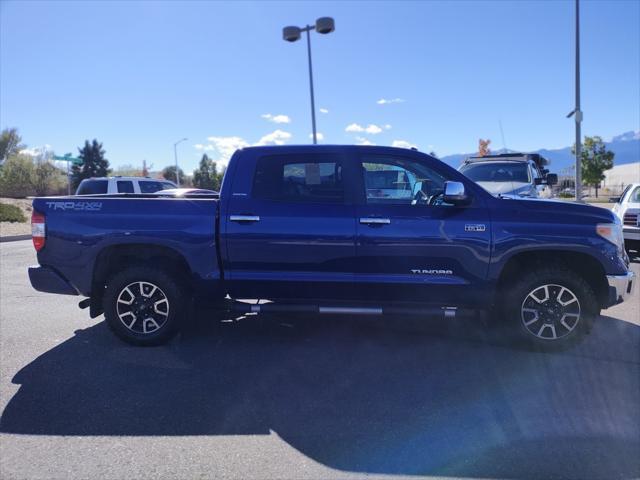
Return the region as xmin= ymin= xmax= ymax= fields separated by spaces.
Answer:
xmin=567 ymin=0 xmax=583 ymax=202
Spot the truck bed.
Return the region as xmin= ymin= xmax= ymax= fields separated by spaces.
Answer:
xmin=31 ymin=195 xmax=220 ymax=297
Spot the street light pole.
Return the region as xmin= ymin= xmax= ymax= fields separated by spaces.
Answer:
xmin=567 ymin=0 xmax=583 ymax=202
xmin=305 ymin=26 xmax=318 ymax=144
xmin=283 ymin=17 xmax=335 ymax=145
xmin=173 ymin=137 xmax=187 ymax=187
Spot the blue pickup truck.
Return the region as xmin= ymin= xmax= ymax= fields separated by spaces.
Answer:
xmin=28 ymin=145 xmax=635 ymax=348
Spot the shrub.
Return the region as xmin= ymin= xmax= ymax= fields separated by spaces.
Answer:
xmin=0 ymin=155 xmax=68 ymax=197
xmin=0 ymin=155 xmax=35 ymax=197
xmin=0 ymin=203 xmax=27 ymax=223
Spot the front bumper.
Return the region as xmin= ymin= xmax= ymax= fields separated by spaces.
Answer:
xmin=623 ymin=227 xmax=640 ymax=241
xmin=28 ymin=265 xmax=78 ymax=295
xmin=606 ymin=271 xmax=636 ymax=306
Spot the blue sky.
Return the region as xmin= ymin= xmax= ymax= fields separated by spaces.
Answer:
xmin=1 ymin=0 xmax=639 ymax=172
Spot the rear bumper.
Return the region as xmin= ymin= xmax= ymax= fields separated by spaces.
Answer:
xmin=606 ymin=271 xmax=635 ymax=307
xmin=28 ymin=265 xmax=78 ymax=296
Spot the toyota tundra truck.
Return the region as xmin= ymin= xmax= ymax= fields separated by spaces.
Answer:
xmin=28 ymin=145 xmax=635 ymax=348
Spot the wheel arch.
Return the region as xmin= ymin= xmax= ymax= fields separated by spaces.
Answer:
xmin=495 ymin=250 xmax=609 ymax=309
xmin=89 ymin=243 xmax=193 ymax=318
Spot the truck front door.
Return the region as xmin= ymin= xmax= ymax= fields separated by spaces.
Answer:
xmin=354 ymin=152 xmax=492 ymax=307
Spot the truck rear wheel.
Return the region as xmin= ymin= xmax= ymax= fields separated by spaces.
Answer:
xmin=103 ymin=266 xmax=186 ymax=346
xmin=503 ymin=266 xmax=598 ymax=349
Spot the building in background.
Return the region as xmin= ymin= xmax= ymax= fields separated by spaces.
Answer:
xmin=601 ymin=162 xmax=640 ymax=195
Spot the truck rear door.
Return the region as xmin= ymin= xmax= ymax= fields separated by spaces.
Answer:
xmin=222 ymin=150 xmax=359 ymax=300
xmin=353 ymin=151 xmax=492 ymax=307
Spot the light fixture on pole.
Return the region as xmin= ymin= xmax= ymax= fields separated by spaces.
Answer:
xmin=283 ymin=17 xmax=335 ymax=145
xmin=567 ymin=0 xmax=582 ymax=202
xmin=173 ymin=137 xmax=187 ymax=187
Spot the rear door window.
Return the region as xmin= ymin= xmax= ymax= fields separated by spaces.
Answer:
xmin=117 ymin=181 xmax=134 ymax=193
xmin=253 ymin=156 xmax=345 ymax=204
xmin=76 ymin=180 xmax=108 ymax=195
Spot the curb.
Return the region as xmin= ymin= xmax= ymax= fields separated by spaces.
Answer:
xmin=0 ymin=235 xmax=31 ymax=243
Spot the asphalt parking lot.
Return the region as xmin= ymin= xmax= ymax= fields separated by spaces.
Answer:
xmin=0 ymin=240 xmax=638 ymax=480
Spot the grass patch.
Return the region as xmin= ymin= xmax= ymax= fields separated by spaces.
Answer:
xmin=0 ymin=203 xmax=27 ymax=223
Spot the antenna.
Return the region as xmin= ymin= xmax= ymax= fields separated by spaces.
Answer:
xmin=499 ymin=120 xmax=507 ymax=152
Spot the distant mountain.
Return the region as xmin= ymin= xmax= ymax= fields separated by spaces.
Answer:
xmin=440 ymin=130 xmax=640 ymax=174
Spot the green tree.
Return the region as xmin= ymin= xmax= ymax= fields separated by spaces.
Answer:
xmin=161 ymin=165 xmax=186 ymax=185
xmin=0 ymin=155 xmax=35 ymax=197
xmin=0 ymin=128 xmax=26 ymax=163
xmin=71 ymin=139 xmax=110 ymax=189
xmin=33 ymin=160 xmax=66 ymax=196
xmin=572 ymin=136 xmax=614 ymax=198
xmin=192 ymin=154 xmax=220 ymax=190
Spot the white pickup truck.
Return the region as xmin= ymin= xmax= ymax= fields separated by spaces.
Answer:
xmin=612 ymin=183 xmax=640 ymax=251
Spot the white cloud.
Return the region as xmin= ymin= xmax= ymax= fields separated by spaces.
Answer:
xmin=384 ymin=124 xmax=392 ymax=130
xmin=255 ymin=129 xmax=292 ymax=146
xmin=195 ymin=130 xmax=293 ymax=165
xmin=309 ymin=132 xmax=325 ymax=141
xmin=205 ymin=136 xmax=251 ymax=163
xmin=319 ymin=108 xmax=329 ymax=114
xmin=377 ymin=98 xmax=405 ymax=105
xmin=261 ymin=113 xmax=291 ymax=124
xmin=346 ymin=123 xmax=384 ymax=135
xmin=19 ymin=145 xmax=53 ymax=157
xmin=356 ymin=137 xmax=375 ymax=146
xmin=392 ymin=140 xmax=417 ymax=149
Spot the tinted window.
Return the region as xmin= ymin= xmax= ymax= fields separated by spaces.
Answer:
xmin=117 ymin=180 xmax=134 ymax=193
xmin=161 ymin=182 xmax=175 ymax=190
xmin=460 ymin=162 xmax=530 ymax=183
xmin=253 ymin=156 xmax=344 ymax=203
xmin=361 ymin=156 xmax=450 ymax=206
xmin=139 ymin=181 xmax=166 ymax=193
xmin=76 ymin=180 xmax=108 ymax=195
xmin=630 ymin=187 xmax=640 ymax=203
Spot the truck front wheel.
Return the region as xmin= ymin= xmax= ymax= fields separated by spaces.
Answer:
xmin=503 ymin=266 xmax=598 ymax=349
xmin=103 ymin=266 xmax=186 ymax=346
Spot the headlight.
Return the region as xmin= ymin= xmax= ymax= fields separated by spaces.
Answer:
xmin=596 ymin=221 xmax=625 ymax=252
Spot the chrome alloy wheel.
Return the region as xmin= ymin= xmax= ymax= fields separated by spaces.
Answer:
xmin=521 ymin=284 xmax=581 ymax=340
xmin=116 ymin=281 xmax=169 ymax=334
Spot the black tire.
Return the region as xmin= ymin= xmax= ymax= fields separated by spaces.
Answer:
xmin=103 ymin=266 xmax=186 ymax=346
xmin=502 ymin=266 xmax=598 ymax=350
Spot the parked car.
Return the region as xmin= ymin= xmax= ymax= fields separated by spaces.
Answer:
xmin=459 ymin=153 xmax=557 ymax=198
xmin=29 ymin=145 xmax=634 ymax=348
xmin=75 ymin=177 xmax=176 ymax=195
xmin=611 ymin=183 xmax=640 ymax=251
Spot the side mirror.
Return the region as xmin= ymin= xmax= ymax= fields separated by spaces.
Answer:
xmin=443 ymin=181 xmax=470 ymax=205
xmin=546 ymin=173 xmax=558 ymax=186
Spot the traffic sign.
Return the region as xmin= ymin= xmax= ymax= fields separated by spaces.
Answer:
xmin=53 ymin=155 xmax=83 ymax=165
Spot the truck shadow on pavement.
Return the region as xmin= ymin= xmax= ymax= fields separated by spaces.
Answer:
xmin=1 ymin=312 xmax=639 ymax=479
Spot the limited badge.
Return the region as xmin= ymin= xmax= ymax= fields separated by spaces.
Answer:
xmin=465 ymin=224 xmax=486 ymax=232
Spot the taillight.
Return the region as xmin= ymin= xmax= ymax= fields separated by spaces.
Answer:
xmin=31 ymin=210 xmax=46 ymax=251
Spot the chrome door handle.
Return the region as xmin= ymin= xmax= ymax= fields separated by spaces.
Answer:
xmin=360 ymin=217 xmax=391 ymax=225
xmin=230 ymin=215 xmax=260 ymax=222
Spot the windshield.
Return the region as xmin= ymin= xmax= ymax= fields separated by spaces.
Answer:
xmin=461 ymin=162 xmax=530 ymax=183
